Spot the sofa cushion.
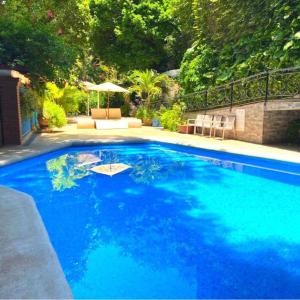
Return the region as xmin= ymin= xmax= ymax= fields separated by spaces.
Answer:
xmin=91 ymin=108 xmax=106 ymax=119
xmin=107 ymin=108 xmax=121 ymax=119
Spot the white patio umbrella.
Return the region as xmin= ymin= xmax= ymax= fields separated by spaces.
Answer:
xmin=87 ymin=82 xmax=129 ymax=118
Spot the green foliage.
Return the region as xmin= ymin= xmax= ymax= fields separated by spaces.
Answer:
xmin=170 ymin=0 xmax=195 ymax=63
xmin=19 ymin=86 xmax=41 ymax=114
xmin=179 ymin=0 xmax=300 ymax=93
xmin=44 ymin=82 xmax=64 ymax=101
xmin=58 ymin=86 xmax=86 ymax=114
xmin=44 ymin=82 xmax=86 ymax=114
xmin=287 ymin=119 xmax=300 ymax=144
xmin=90 ymin=0 xmax=188 ymax=71
xmin=129 ymin=69 xmax=171 ymax=107
xmin=43 ymin=100 xmax=67 ymax=128
xmin=88 ymin=92 xmax=106 ymax=109
xmin=0 ymin=0 xmax=92 ymax=83
xmin=0 ymin=18 xmax=77 ymax=83
xmin=159 ymin=102 xmax=186 ymax=131
xmin=135 ymin=106 xmax=154 ymax=121
xmin=46 ymin=154 xmax=90 ymax=191
xmin=0 ymin=0 xmax=190 ymax=85
xmin=180 ymin=44 xmax=218 ymax=93
xmin=121 ymin=103 xmax=131 ymax=117
xmin=3 ymin=0 xmax=299 ymax=100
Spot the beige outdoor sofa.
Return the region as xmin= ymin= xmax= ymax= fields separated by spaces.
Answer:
xmin=77 ymin=108 xmax=142 ymax=129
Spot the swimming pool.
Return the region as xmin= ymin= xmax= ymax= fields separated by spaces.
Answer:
xmin=1 ymin=142 xmax=300 ymax=298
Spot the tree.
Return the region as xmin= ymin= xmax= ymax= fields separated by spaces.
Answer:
xmin=129 ymin=70 xmax=171 ymax=107
xmin=90 ymin=0 xmax=185 ymax=71
xmin=0 ymin=18 xmax=78 ymax=83
xmin=170 ymin=0 xmax=195 ymax=56
xmin=0 ymin=0 xmax=92 ymax=46
xmin=0 ymin=0 xmax=92 ymax=83
xmin=179 ymin=0 xmax=300 ymax=93
xmin=44 ymin=82 xmax=86 ymax=114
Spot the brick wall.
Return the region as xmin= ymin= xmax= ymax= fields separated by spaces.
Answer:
xmin=186 ymin=102 xmax=265 ymax=143
xmin=0 ymin=76 xmax=22 ymax=145
xmin=263 ymin=110 xmax=300 ymax=144
xmin=185 ymin=99 xmax=300 ymax=144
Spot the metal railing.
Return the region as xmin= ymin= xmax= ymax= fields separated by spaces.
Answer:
xmin=174 ymin=66 xmax=300 ymax=112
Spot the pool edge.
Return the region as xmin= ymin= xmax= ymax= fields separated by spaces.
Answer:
xmin=0 ymin=186 xmax=73 ymax=299
xmin=1 ymin=136 xmax=300 ymax=168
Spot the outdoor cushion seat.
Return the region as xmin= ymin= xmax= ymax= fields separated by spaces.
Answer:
xmin=91 ymin=108 xmax=107 ymax=119
xmin=91 ymin=108 xmax=122 ymax=120
xmin=126 ymin=118 xmax=142 ymax=128
xmin=77 ymin=118 xmax=95 ymax=129
xmin=107 ymin=108 xmax=122 ymax=119
xmin=95 ymin=119 xmax=128 ymax=129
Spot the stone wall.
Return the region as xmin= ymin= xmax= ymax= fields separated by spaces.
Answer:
xmin=185 ymin=99 xmax=300 ymax=144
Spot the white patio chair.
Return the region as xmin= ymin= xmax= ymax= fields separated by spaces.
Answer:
xmin=211 ymin=115 xmax=223 ymax=137
xmin=214 ymin=115 xmax=236 ymax=139
xmin=201 ymin=115 xmax=214 ymax=136
xmin=187 ymin=114 xmax=205 ymax=134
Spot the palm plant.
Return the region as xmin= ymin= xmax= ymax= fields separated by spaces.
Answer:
xmin=129 ymin=69 xmax=171 ymax=108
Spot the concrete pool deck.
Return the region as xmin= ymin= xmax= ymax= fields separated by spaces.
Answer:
xmin=0 ymin=124 xmax=300 ymax=298
xmin=1 ymin=124 xmax=300 ymax=167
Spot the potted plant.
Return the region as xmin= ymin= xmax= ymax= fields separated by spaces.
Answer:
xmin=177 ymin=122 xmax=194 ymax=134
xmin=135 ymin=106 xmax=154 ymax=126
xmin=38 ymin=114 xmax=49 ymax=128
xmin=159 ymin=102 xmax=187 ymax=132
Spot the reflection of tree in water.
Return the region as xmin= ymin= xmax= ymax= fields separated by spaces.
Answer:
xmin=45 ymin=171 xmax=101 ymax=283
xmin=100 ymin=150 xmax=120 ymax=169
xmin=129 ymin=154 xmax=187 ymax=185
xmin=46 ymin=154 xmax=91 ymax=191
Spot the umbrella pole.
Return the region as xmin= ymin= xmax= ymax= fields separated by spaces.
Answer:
xmin=87 ymin=92 xmax=90 ymax=116
xmin=97 ymin=92 xmax=100 ymax=109
xmin=107 ymin=93 xmax=110 ymax=119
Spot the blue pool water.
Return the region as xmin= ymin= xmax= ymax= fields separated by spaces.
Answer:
xmin=1 ymin=142 xmax=300 ymax=298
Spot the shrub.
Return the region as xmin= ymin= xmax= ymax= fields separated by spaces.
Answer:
xmin=43 ymin=100 xmax=67 ymax=129
xmin=135 ymin=105 xmax=154 ymax=121
xmin=287 ymin=119 xmax=300 ymax=144
xmin=121 ymin=103 xmax=131 ymax=117
xmin=44 ymin=82 xmax=87 ymax=115
xmin=58 ymin=86 xmax=86 ymax=114
xmin=159 ymin=102 xmax=186 ymax=131
xmin=87 ymin=92 xmax=106 ymax=109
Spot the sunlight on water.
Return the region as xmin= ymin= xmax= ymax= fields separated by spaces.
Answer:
xmin=72 ymin=245 xmax=196 ymax=299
